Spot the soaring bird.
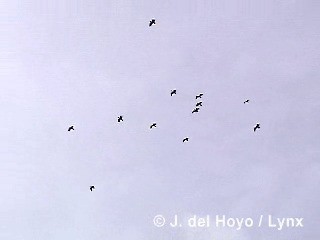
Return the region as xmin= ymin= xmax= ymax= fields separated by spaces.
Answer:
xmin=149 ymin=19 xmax=156 ymax=27
xmin=89 ymin=186 xmax=95 ymax=191
xmin=150 ymin=123 xmax=157 ymax=129
xmin=244 ymin=99 xmax=250 ymax=104
xmin=183 ymin=137 xmax=189 ymax=142
xmin=192 ymin=107 xmax=200 ymax=113
xmin=171 ymin=89 xmax=177 ymax=96
xmin=68 ymin=125 xmax=74 ymax=131
xmin=196 ymin=93 xmax=203 ymax=99
xmin=196 ymin=101 xmax=202 ymax=107
xmin=118 ymin=116 xmax=123 ymax=122
xmin=254 ymin=123 xmax=260 ymax=132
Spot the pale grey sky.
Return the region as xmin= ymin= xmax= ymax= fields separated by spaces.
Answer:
xmin=1 ymin=0 xmax=320 ymax=239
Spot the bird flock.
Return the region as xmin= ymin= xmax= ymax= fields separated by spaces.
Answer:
xmin=67 ymin=19 xmax=260 ymax=192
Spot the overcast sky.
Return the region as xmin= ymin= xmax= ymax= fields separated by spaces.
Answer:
xmin=1 ymin=0 xmax=320 ymax=239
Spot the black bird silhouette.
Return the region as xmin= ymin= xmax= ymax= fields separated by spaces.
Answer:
xmin=183 ymin=137 xmax=189 ymax=142
xmin=150 ymin=123 xmax=157 ymax=129
xmin=90 ymin=186 xmax=95 ymax=191
xmin=171 ymin=89 xmax=177 ymax=96
xmin=244 ymin=99 xmax=250 ymax=104
xmin=118 ymin=116 xmax=123 ymax=122
xmin=68 ymin=126 xmax=74 ymax=131
xmin=196 ymin=101 xmax=202 ymax=107
xmin=254 ymin=123 xmax=260 ymax=132
xmin=149 ymin=19 xmax=156 ymax=27
xmin=196 ymin=93 xmax=203 ymax=99
xmin=192 ymin=107 xmax=200 ymax=113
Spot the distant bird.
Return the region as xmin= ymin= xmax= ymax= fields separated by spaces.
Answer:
xmin=68 ymin=126 xmax=74 ymax=131
xmin=171 ymin=89 xmax=177 ymax=96
xmin=89 ymin=186 xmax=95 ymax=191
xmin=183 ymin=137 xmax=189 ymax=142
xmin=254 ymin=123 xmax=260 ymax=132
xmin=244 ymin=99 xmax=250 ymax=104
xmin=118 ymin=115 xmax=123 ymax=122
xmin=150 ymin=123 xmax=157 ymax=129
xmin=196 ymin=93 xmax=203 ymax=99
xmin=196 ymin=101 xmax=202 ymax=107
xmin=149 ymin=19 xmax=156 ymax=27
xmin=192 ymin=107 xmax=200 ymax=113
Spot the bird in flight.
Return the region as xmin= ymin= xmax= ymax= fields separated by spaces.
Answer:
xmin=254 ymin=123 xmax=260 ymax=132
xmin=192 ymin=107 xmax=200 ymax=113
xmin=149 ymin=19 xmax=156 ymax=27
xmin=196 ymin=101 xmax=202 ymax=107
xmin=89 ymin=186 xmax=95 ymax=191
xmin=171 ymin=89 xmax=177 ymax=96
xmin=196 ymin=93 xmax=203 ymax=99
xmin=68 ymin=125 xmax=74 ymax=131
xmin=244 ymin=99 xmax=250 ymax=104
xmin=183 ymin=137 xmax=189 ymax=142
xmin=118 ymin=116 xmax=123 ymax=122
xmin=150 ymin=123 xmax=157 ymax=129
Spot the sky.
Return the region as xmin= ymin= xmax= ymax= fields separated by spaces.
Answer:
xmin=1 ymin=0 xmax=320 ymax=239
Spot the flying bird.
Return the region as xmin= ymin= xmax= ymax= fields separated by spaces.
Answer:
xmin=150 ymin=123 xmax=157 ymax=129
xmin=254 ymin=123 xmax=260 ymax=132
xmin=183 ymin=137 xmax=189 ymax=142
xmin=149 ymin=19 xmax=156 ymax=27
xmin=196 ymin=93 xmax=203 ymax=99
xmin=118 ymin=116 xmax=123 ymax=122
xmin=192 ymin=107 xmax=200 ymax=113
xmin=171 ymin=89 xmax=177 ymax=96
xmin=68 ymin=126 xmax=74 ymax=131
xmin=244 ymin=99 xmax=250 ymax=104
xmin=196 ymin=101 xmax=202 ymax=107
xmin=89 ymin=186 xmax=95 ymax=191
